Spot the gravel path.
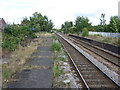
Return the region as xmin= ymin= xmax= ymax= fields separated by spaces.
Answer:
xmin=8 ymin=36 xmax=53 ymax=88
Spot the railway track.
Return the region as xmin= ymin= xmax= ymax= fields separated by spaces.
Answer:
xmin=56 ymin=33 xmax=120 ymax=89
xmin=68 ymin=35 xmax=120 ymax=67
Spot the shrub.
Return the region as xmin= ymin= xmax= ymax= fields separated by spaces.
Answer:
xmin=52 ymin=60 xmax=61 ymax=77
xmin=82 ymin=28 xmax=89 ymax=37
xmin=52 ymin=34 xmax=56 ymax=39
xmin=50 ymin=42 xmax=61 ymax=52
xmin=2 ymin=37 xmax=20 ymax=51
xmin=2 ymin=24 xmax=37 ymax=51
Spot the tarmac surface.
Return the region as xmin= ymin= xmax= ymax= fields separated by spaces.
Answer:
xmin=9 ymin=36 xmax=53 ymax=88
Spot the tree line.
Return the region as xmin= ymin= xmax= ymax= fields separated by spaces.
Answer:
xmin=60 ymin=14 xmax=120 ymax=34
xmin=2 ymin=12 xmax=54 ymax=51
xmin=21 ymin=12 xmax=54 ymax=32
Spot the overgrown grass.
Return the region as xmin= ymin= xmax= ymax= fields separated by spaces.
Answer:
xmin=50 ymin=39 xmax=63 ymax=77
xmin=78 ymin=33 xmax=120 ymax=46
xmin=52 ymin=57 xmax=61 ymax=77
xmin=93 ymin=34 xmax=102 ymax=37
xmin=2 ymin=65 xmax=12 ymax=80
xmin=51 ymin=42 xmax=61 ymax=77
xmin=50 ymin=42 xmax=61 ymax=52
xmin=59 ymin=57 xmax=65 ymax=61
xmin=89 ymin=35 xmax=120 ymax=46
xmin=52 ymin=34 xmax=56 ymax=40
xmin=2 ymin=32 xmax=43 ymax=87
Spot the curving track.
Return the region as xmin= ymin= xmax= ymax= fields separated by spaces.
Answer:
xmin=56 ymin=33 xmax=120 ymax=89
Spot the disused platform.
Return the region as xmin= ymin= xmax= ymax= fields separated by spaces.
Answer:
xmin=9 ymin=36 xmax=53 ymax=88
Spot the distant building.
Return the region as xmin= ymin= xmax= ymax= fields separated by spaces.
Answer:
xmin=0 ymin=18 xmax=6 ymax=31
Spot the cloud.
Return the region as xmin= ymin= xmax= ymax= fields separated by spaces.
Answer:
xmin=0 ymin=0 xmax=119 ymax=28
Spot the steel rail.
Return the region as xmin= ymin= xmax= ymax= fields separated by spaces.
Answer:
xmin=56 ymin=32 xmax=120 ymax=88
xmin=56 ymin=34 xmax=90 ymax=89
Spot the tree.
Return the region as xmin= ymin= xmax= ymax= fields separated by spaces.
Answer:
xmin=75 ymin=16 xmax=91 ymax=33
xmin=21 ymin=17 xmax=30 ymax=25
xmin=82 ymin=28 xmax=89 ymax=37
xmin=21 ymin=12 xmax=54 ymax=32
xmin=69 ymin=26 xmax=76 ymax=34
xmin=109 ymin=16 xmax=119 ymax=33
xmin=61 ymin=21 xmax=73 ymax=34
xmin=46 ymin=20 xmax=54 ymax=32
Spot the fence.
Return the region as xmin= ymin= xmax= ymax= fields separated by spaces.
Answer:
xmin=89 ymin=31 xmax=120 ymax=38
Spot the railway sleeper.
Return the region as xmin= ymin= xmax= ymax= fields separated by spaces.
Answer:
xmin=83 ymin=74 xmax=106 ymax=79
xmin=86 ymin=79 xmax=107 ymax=82
xmin=78 ymin=65 xmax=93 ymax=68
xmin=81 ymin=71 xmax=98 ymax=73
xmin=79 ymin=68 xmax=96 ymax=70
xmin=87 ymin=80 xmax=111 ymax=85
xmin=89 ymin=84 xmax=116 ymax=88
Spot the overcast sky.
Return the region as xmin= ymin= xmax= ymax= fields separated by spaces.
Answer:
xmin=0 ymin=0 xmax=119 ymax=28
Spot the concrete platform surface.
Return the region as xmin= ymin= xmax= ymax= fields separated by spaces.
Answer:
xmin=8 ymin=36 xmax=53 ymax=88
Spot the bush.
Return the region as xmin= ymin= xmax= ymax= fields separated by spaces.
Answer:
xmin=2 ymin=25 xmax=37 ymax=51
xmin=21 ymin=26 xmax=37 ymax=38
xmin=82 ymin=28 xmax=89 ymax=37
xmin=2 ymin=36 xmax=20 ymax=51
xmin=50 ymin=42 xmax=61 ymax=52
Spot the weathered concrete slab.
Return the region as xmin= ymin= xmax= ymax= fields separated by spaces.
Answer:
xmin=9 ymin=69 xmax=53 ymax=88
xmin=31 ymin=51 xmax=53 ymax=56
xmin=8 ymin=36 xmax=53 ymax=88
xmin=37 ymin=47 xmax=50 ymax=51
xmin=25 ymin=57 xmax=53 ymax=67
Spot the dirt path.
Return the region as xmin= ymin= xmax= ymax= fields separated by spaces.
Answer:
xmin=8 ymin=36 xmax=53 ymax=88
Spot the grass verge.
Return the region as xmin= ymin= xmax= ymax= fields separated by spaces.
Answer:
xmin=50 ymin=41 xmax=61 ymax=77
xmin=51 ymin=34 xmax=70 ymax=88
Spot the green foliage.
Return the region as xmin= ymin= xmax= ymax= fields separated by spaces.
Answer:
xmin=2 ymin=65 xmax=11 ymax=79
xmin=50 ymin=42 xmax=61 ymax=52
xmin=93 ymin=16 xmax=119 ymax=33
xmin=52 ymin=59 xmax=61 ymax=77
xmin=60 ymin=14 xmax=119 ymax=33
xmin=82 ymin=28 xmax=89 ymax=37
xmin=109 ymin=16 xmax=119 ymax=33
xmin=52 ymin=34 xmax=56 ymax=40
xmin=75 ymin=16 xmax=92 ymax=32
xmin=57 ymin=29 xmax=63 ymax=32
xmin=2 ymin=68 xmax=9 ymax=79
xmin=69 ymin=26 xmax=76 ymax=34
xmin=93 ymin=34 xmax=102 ymax=37
xmin=2 ymin=24 xmax=37 ymax=51
xmin=2 ymin=37 xmax=19 ymax=51
xmin=59 ymin=56 xmax=65 ymax=61
xmin=61 ymin=21 xmax=73 ymax=34
xmin=61 ymin=16 xmax=92 ymax=34
xmin=21 ymin=12 xmax=54 ymax=32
